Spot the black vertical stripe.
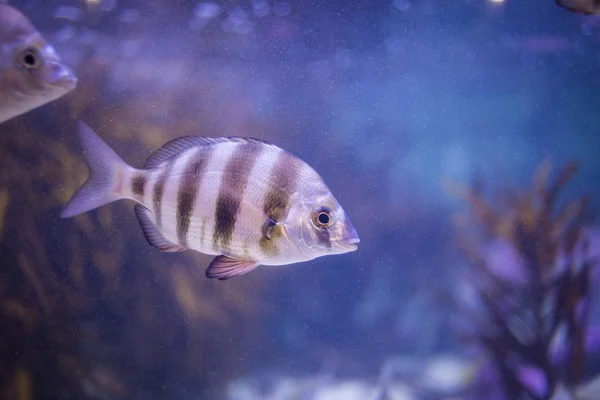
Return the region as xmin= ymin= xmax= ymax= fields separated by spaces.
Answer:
xmin=153 ymin=160 xmax=173 ymax=228
xmin=259 ymin=151 xmax=303 ymax=256
xmin=213 ymin=143 xmax=263 ymax=253
xmin=177 ymin=149 xmax=211 ymax=246
xmin=261 ymin=152 xmax=302 ymax=219
xmin=316 ymin=228 xmax=332 ymax=248
xmin=131 ymin=174 xmax=146 ymax=198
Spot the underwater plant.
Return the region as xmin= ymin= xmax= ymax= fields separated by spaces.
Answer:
xmin=452 ymin=161 xmax=599 ymax=400
xmin=0 ymin=58 xmax=270 ymax=400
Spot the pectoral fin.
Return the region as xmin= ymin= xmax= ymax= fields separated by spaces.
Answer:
xmin=205 ymin=255 xmax=259 ymax=280
xmin=135 ymin=204 xmax=187 ymax=252
xmin=261 ymin=217 xmax=278 ymax=240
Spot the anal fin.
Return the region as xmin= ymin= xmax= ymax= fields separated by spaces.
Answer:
xmin=205 ymin=255 xmax=259 ymax=280
xmin=134 ymin=204 xmax=187 ymax=252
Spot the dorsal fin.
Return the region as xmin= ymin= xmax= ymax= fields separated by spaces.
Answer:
xmin=143 ymin=136 xmax=273 ymax=169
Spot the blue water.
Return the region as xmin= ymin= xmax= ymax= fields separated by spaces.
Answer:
xmin=1 ymin=0 xmax=599 ymax=399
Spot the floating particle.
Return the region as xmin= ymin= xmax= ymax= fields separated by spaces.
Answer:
xmin=252 ymin=0 xmax=270 ymax=17
xmin=273 ymin=2 xmax=291 ymax=17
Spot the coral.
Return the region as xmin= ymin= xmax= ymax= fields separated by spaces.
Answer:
xmin=452 ymin=161 xmax=599 ymax=400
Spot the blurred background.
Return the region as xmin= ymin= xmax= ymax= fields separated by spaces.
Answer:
xmin=0 ymin=0 xmax=599 ymax=399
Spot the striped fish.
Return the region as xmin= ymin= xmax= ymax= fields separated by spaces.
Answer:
xmin=61 ymin=122 xmax=360 ymax=280
xmin=0 ymin=4 xmax=77 ymax=124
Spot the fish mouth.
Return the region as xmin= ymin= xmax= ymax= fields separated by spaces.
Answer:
xmin=336 ymin=240 xmax=359 ymax=252
xmin=48 ymin=62 xmax=78 ymax=90
xmin=335 ymin=224 xmax=360 ymax=252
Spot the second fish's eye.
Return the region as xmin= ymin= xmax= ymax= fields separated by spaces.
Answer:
xmin=313 ymin=207 xmax=333 ymax=228
xmin=18 ymin=48 xmax=42 ymax=70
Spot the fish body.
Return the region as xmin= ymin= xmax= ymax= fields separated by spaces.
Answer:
xmin=0 ymin=4 xmax=77 ymax=124
xmin=61 ymin=123 xmax=359 ymax=280
xmin=556 ymin=0 xmax=600 ymax=15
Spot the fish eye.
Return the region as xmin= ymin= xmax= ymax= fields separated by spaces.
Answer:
xmin=17 ymin=48 xmax=42 ymax=70
xmin=312 ymin=206 xmax=334 ymax=228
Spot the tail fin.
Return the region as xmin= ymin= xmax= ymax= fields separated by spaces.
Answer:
xmin=60 ymin=122 xmax=129 ymax=218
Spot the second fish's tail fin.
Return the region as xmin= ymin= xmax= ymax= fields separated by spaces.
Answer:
xmin=61 ymin=122 xmax=130 ymax=218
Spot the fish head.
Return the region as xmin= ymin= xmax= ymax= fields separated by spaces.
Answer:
xmin=286 ymin=180 xmax=359 ymax=259
xmin=2 ymin=36 xmax=78 ymax=103
xmin=0 ymin=5 xmax=77 ymax=116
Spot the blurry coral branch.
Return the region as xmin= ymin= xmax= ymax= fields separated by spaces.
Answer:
xmin=452 ymin=161 xmax=599 ymax=400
